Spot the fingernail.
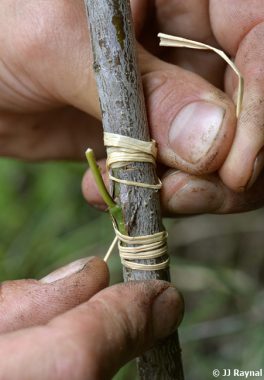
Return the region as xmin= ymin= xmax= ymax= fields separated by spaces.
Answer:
xmin=168 ymin=177 xmax=224 ymax=214
xmin=246 ymin=148 xmax=264 ymax=189
xmin=93 ymin=203 xmax=108 ymax=211
xmin=40 ymin=257 xmax=94 ymax=284
xmin=152 ymin=287 xmax=184 ymax=338
xmin=169 ymin=102 xmax=225 ymax=163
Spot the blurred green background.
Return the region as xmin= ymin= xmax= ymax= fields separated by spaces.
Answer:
xmin=0 ymin=159 xmax=263 ymax=380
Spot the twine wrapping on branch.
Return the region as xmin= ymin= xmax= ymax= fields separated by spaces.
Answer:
xmin=104 ymin=226 xmax=169 ymax=271
xmin=104 ymin=132 xmax=162 ymax=190
xmin=102 ymin=132 xmax=169 ymax=271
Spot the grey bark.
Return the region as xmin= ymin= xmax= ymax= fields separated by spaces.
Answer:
xmin=84 ymin=1 xmax=184 ymax=379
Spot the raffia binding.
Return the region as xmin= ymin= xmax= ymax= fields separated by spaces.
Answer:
xmin=116 ymin=228 xmax=169 ymax=271
xmin=104 ymin=227 xmax=169 ymax=271
xmin=104 ymin=132 xmax=162 ymax=190
xmin=103 ymin=132 xmax=169 ymax=270
xmin=158 ymin=33 xmax=244 ymax=117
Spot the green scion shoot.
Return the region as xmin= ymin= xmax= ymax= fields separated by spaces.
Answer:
xmin=85 ymin=148 xmax=127 ymax=235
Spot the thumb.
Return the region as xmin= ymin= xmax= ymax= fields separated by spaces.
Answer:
xmin=0 ymin=256 xmax=109 ymax=333
xmin=139 ymin=47 xmax=236 ymax=174
xmin=0 ymin=281 xmax=183 ymax=380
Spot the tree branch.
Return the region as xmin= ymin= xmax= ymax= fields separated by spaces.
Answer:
xmin=84 ymin=1 xmax=184 ymax=378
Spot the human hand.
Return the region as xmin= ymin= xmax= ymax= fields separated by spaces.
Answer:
xmin=0 ymin=256 xmax=183 ymax=379
xmin=1 ymin=1 xmax=264 ymax=214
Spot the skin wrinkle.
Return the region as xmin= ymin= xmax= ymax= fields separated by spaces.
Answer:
xmin=1 ymin=58 xmax=51 ymax=107
xmin=142 ymin=71 xmax=168 ymax=98
xmin=5 ymin=23 xmax=59 ymax=110
xmin=148 ymin=77 xmax=192 ymax=132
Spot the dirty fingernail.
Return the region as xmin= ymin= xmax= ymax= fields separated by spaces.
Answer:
xmin=169 ymin=102 xmax=225 ymax=163
xmin=246 ymin=148 xmax=264 ymax=189
xmin=40 ymin=257 xmax=94 ymax=284
xmin=152 ymin=287 xmax=184 ymax=338
xmin=167 ymin=176 xmax=224 ymax=214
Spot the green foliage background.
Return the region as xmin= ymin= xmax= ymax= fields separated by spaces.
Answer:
xmin=0 ymin=159 xmax=263 ymax=379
